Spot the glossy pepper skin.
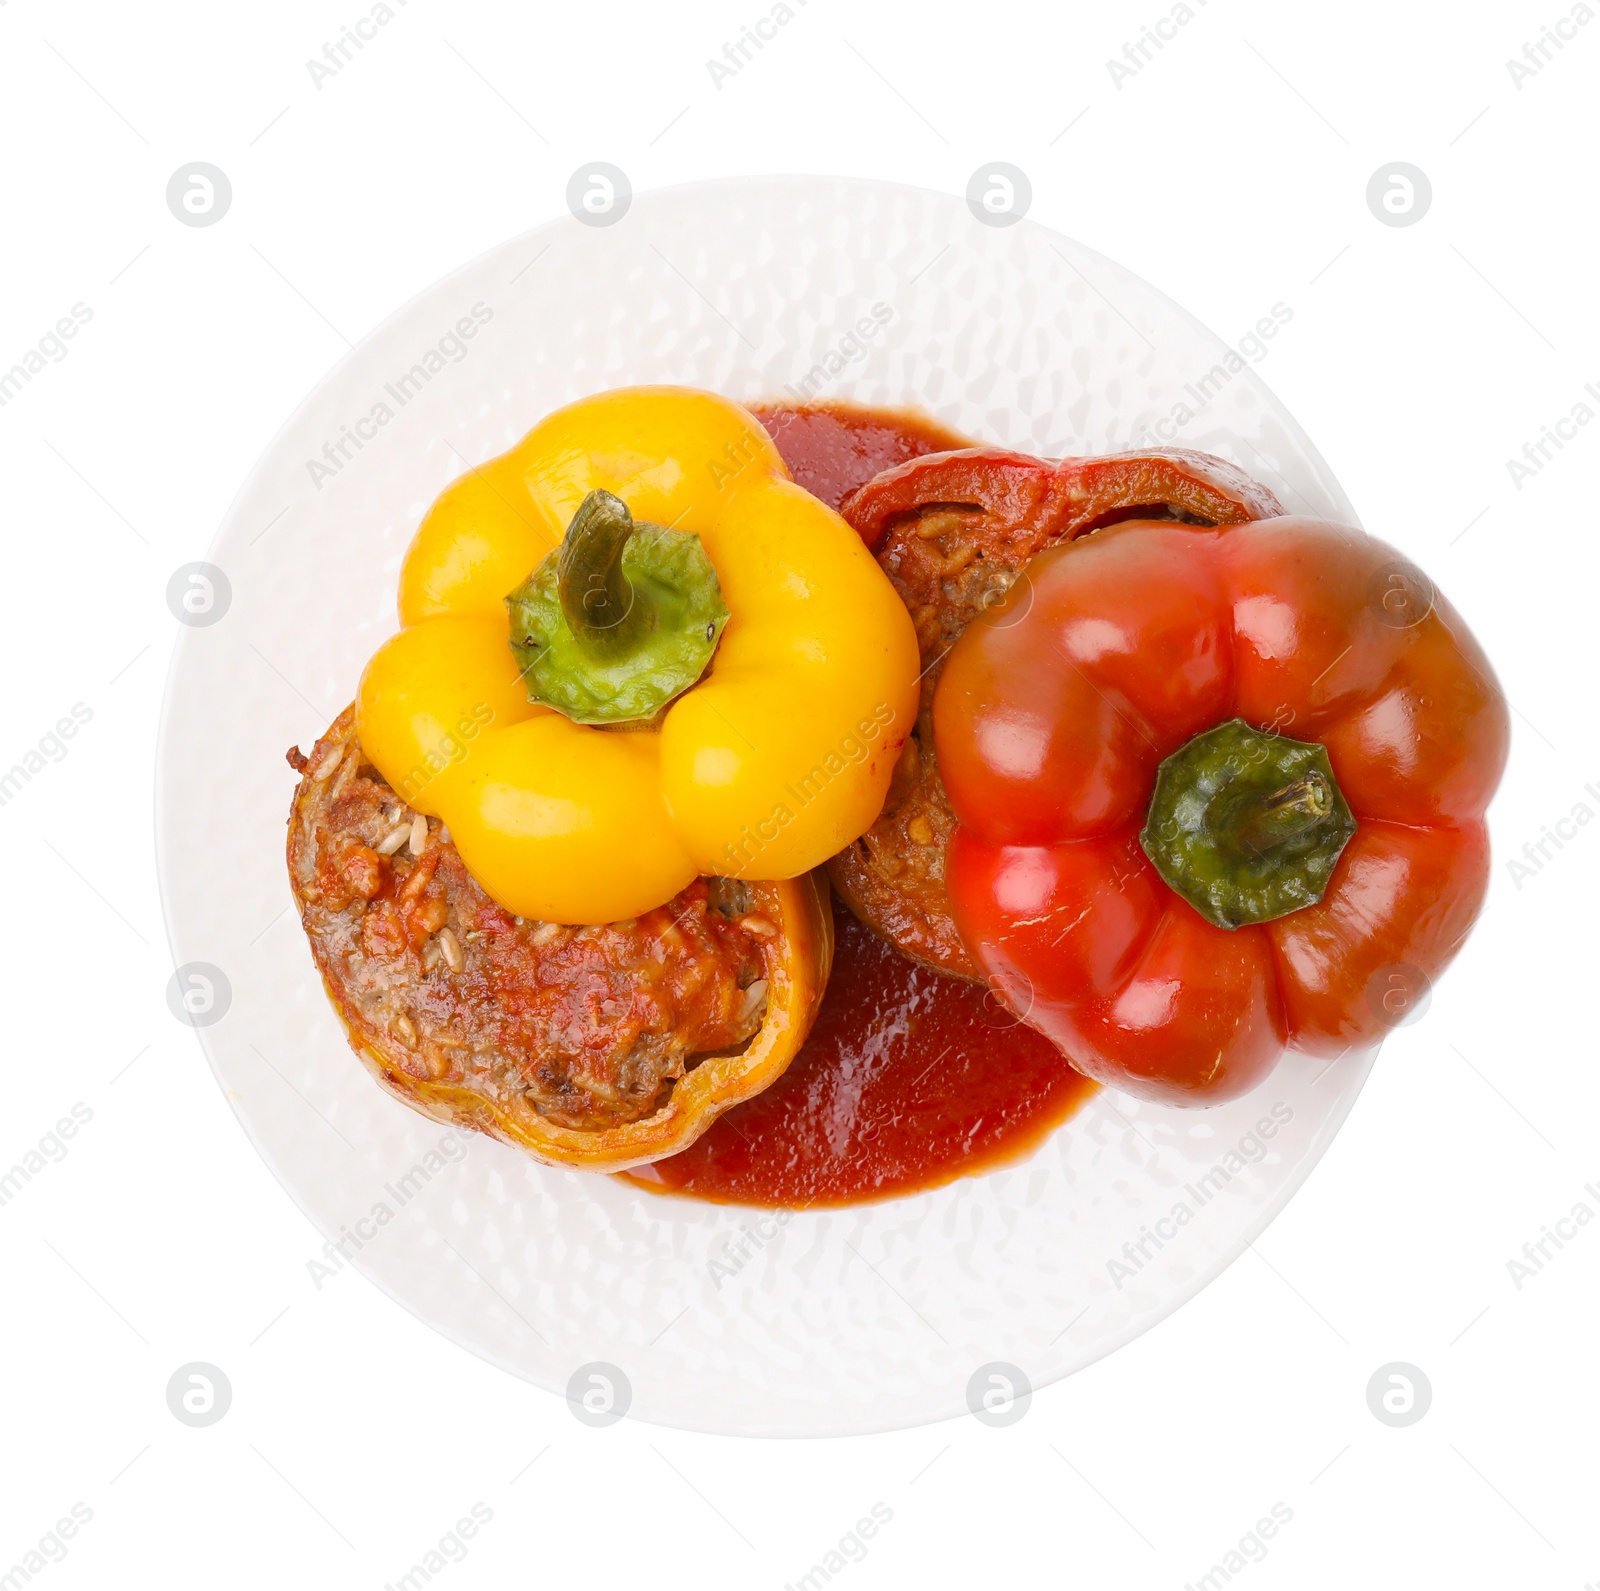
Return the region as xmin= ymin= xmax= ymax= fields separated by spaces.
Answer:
xmin=357 ymin=387 xmax=920 ymax=925
xmin=933 ymin=515 xmax=1509 ymax=1105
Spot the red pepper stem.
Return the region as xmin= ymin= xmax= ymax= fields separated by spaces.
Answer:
xmin=1140 ymin=719 xmax=1357 ymax=930
xmin=1228 ymin=771 xmax=1335 ymax=856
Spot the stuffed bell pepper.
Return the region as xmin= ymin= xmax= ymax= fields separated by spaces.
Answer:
xmin=288 ymin=386 xmax=920 ymax=1168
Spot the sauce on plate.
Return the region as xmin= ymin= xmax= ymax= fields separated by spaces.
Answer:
xmin=625 ymin=898 xmax=1096 ymax=1207
xmin=749 ymin=398 xmax=971 ymax=510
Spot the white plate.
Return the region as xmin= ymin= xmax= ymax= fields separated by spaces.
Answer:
xmin=156 ymin=175 xmax=1375 ymax=1437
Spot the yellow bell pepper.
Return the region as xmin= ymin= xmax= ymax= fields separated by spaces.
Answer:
xmin=356 ymin=386 xmax=920 ymax=924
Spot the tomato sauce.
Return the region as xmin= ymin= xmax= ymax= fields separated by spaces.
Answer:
xmin=626 ymin=898 xmax=1096 ymax=1207
xmin=622 ymin=400 xmax=1097 ymax=1208
xmin=749 ymin=399 xmax=972 ymax=510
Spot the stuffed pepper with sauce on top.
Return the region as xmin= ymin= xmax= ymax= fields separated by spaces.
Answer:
xmin=287 ymin=387 xmax=920 ymax=1171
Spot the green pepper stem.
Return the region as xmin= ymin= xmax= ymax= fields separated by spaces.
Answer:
xmin=1228 ymin=772 xmax=1335 ymax=856
xmin=558 ymin=490 xmax=650 ymax=658
xmin=506 ymin=493 xmax=729 ymax=726
xmin=1139 ymin=718 xmax=1357 ymax=930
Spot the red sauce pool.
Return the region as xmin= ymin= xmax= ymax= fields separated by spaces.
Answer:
xmin=626 ymin=899 xmax=1097 ymax=1208
xmin=749 ymin=399 xmax=971 ymax=510
xmin=622 ymin=397 xmax=1095 ymax=1209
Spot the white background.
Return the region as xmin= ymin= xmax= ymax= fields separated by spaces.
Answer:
xmin=1 ymin=0 xmax=1595 ymax=1586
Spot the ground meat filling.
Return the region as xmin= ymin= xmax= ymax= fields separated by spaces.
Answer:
xmin=288 ymin=713 xmax=771 ymax=1132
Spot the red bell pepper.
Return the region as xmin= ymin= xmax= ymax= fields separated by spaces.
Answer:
xmin=933 ymin=514 xmax=1509 ymax=1104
